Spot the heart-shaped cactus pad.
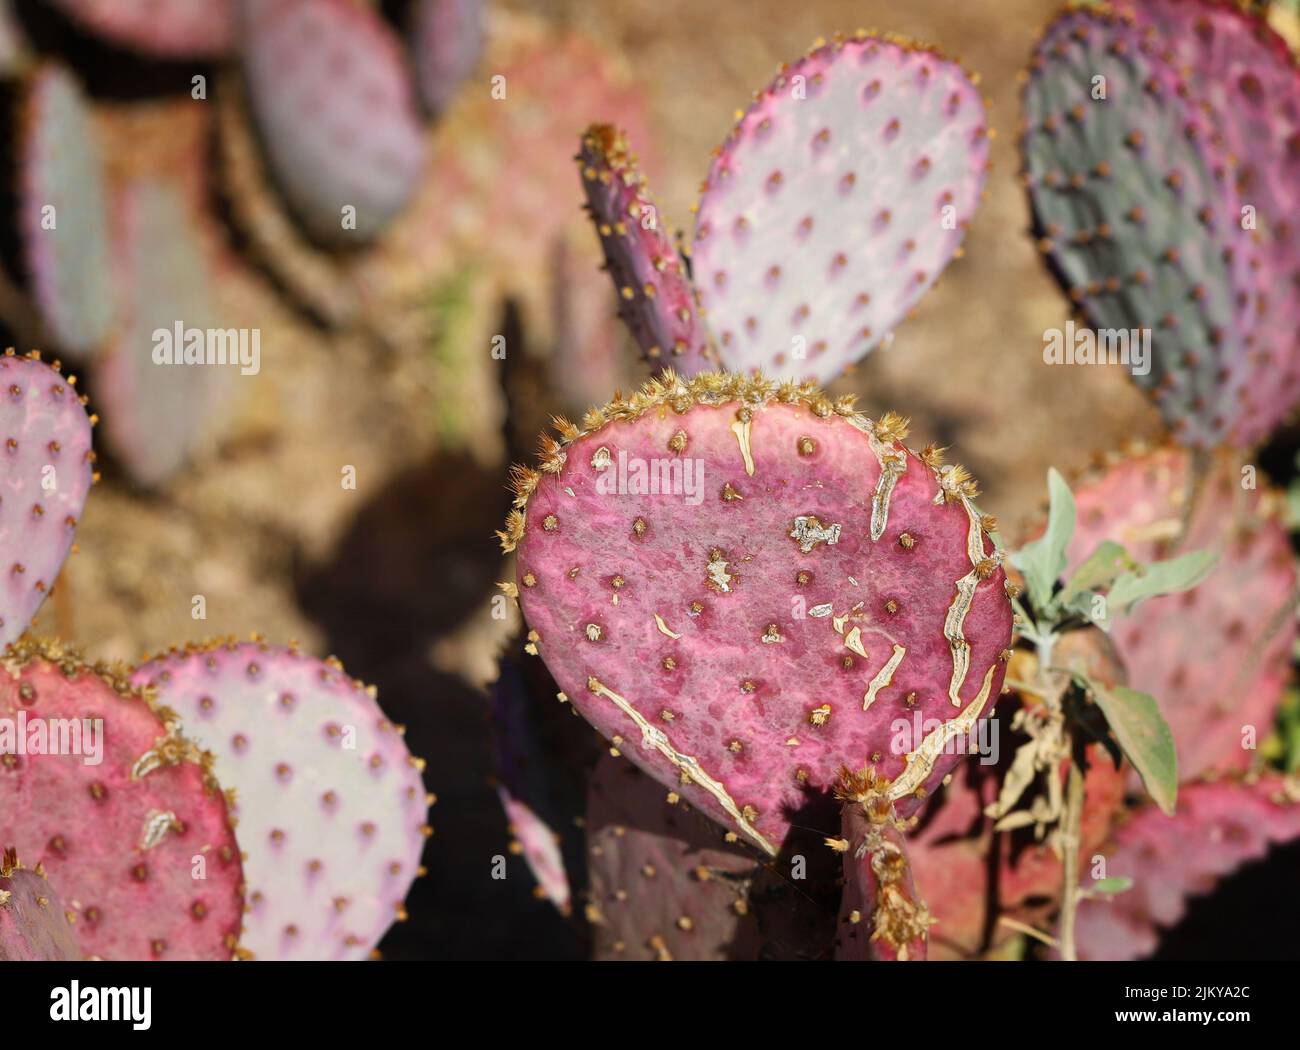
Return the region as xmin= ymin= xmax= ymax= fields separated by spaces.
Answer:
xmin=501 ymin=372 xmax=1014 ymax=854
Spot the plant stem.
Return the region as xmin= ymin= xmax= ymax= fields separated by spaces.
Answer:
xmin=1058 ymin=758 xmax=1086 ymax=961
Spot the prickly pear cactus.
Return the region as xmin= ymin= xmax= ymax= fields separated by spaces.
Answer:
xmin=1067 ymin=446 xmax=1297 ymax=781
xmin=691 ymin=32 xmax=990 ymax=384
xmin=0 ymin=849 xmax=81 ymax=960
xmin=578 ymin=125 xmax=716 ymax=376
xmin=132 ymin=641 xmax=431 ymax=961
xmin=46 ymin=0 xmax=234 ymax=58
xmin=0 ymin=639 xmax=245 ymax=960
xmin=586 ymin=752 xmax=768 ymax=961
xmin=18 ymin=64 xmax=113 ymax=360
xmin=410 ymin=0 xmax=484 ymax=117
xmin=1022 ymin=3 xmax=1300 ymax=448
xmin=835 ymin=768 xmax=930 ymax=960
xmin=239 ymin=0 xmax=428 ymax=246
xmin=0 ymin=352 xmax=95 ymax=647
xmin=501 ymin=371 xmax=1014 ymax=854
xmin=1076 ymin=774 xmax=1300 ymax=959
xmin=97 ymin=179 xmax=234 ymax=487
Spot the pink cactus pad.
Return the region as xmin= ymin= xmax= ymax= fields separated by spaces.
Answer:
xmin=499 ymin=787 xmax=570 ymax=915
xmin=692 ymin=33 xmax=989 ymax=383
xmin=0 ymin=849 xmax=81 ymax=960
xmin=586 ymin=752 xmax=768 ymax=961
xmin=0 ymin=639 xmax=244 ymax=959
xmin=502 ymin=372 xmax=1014 ymax=855
xmin=19 ymin=64 xmax=113 ymax=360
xmin=132 ymin=641 xmax=431 ymax=960
xmin=410 ymin=0 xmax=484 ymax=118
xmin=579 ymin=125 xmax=716 ymax=376
xmin=97 ymin=179 xmax=233 ymax=487
xmin=239 ymin=0 xmax=428 ymax=246
xmin=835 ymin=769 xmax=929 ymax=960
xmin=1066 ymin=447 xmax=1297 ymax=781
xmin=1076 ymin=775 xmax=1300 ymax=960
xmin=0 ymin=352 xmax=95 ymax=647
xmin=47 ymin=0 xmax=234 ymax=58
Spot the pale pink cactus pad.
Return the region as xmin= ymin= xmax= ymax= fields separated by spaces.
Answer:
xmin=0 ymin=640 xmax=245 ymax=960
xmin=132 ymin=641 xmax=431 ymax=960
xmin=501 ymin=372 xmax=1013 ymax=855
xmin=0 ymin=352 xmax=94 ymax=647
xmin=692 ymin=34 xmax=990 ymax=383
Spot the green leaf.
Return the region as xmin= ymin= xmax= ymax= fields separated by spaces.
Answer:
xmin=1106 ymin=550 xmax=1218 ymax=616
xmin=1012 ymin=468 xmax=1076 ymax=614
xmin=1062 ymin=588 xmax=1112 ymax=632
xmin=1061 ymin=540 xmax=1132 ymax=603
xmin=1092 ymin=685 xmax=1178 ymax=816
xmin=1089 ymin=876 xmax=1133 ymax=896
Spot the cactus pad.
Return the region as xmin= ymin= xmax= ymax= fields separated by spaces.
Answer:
xmin=239 ymin=0 xmax=428 ymax=246
xmin=132 ymin=641 xmax=430 ymax=961
xmin=1022 ymin=4 xmax=1300 ymax=447
xmin=19 ymin=64 xmax=113 ymax=360
xmin=47 ymin=0 xmax=234 ymax=58
xmin=586 ymin=753 xmax=770 ymax=961
xmin=579 ymin=125 xmax=716 ymax=376
xmin=502 ymin=371 xmax=1013 ymax=854
xmin=692 ymin=33 xmax=989 ymax=384
xmin=0 ymin=352 xmax=94 ymax=647
xmin=97 ymin=179 xmax=231 ymax=487
xmin=0 ymin=849 xmax=81 ymax=960
xmin=410 ymin=0 xmax=484 ymax=117
xmin=1076 ymin=774 xmax=1300 ymax=959
xmin=0 ymin=639 xmax=245 ymax=960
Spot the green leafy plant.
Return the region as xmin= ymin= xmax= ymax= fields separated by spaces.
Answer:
xmin=1000 ymin=468 xmax=1219 ymax=958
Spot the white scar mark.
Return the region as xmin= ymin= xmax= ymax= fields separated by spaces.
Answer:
xmin=944 ymin=568 xmax=980 ymax=707
xmin=586 ymin=677 xmax=776 ymax=855
xmin=863 ymin=644 xmax=906 ymax=711
xmin=730 ymin=418 xmax=755 ymax=476
xmin=843 ymin=626 xmax=868 ymax=658
xmin=139 ymin=810 xmax=182 ymax=851
xmin=654 ymin=614 xmax=681 ymax=639
xmin=887 ymin=664 xmax=997 ymax=803
xmin=870 ymin=451 xmax=906 ymax=541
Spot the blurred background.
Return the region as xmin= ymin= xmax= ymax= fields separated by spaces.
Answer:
xmin=0 ymin=0 xmax=1295 ymax=959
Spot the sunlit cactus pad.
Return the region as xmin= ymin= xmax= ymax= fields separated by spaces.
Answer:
xmin=502 ymin=371 xmax=1013 ymax=855
xmin=132 ymin=641 xmax=431 ymax=961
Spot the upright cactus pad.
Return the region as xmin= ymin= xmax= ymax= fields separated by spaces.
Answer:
xmin=0 ymin=849 xmax=81 ymax=960
xmin=18 ymin=64 xmax=113 ymax=360
xmin=1067 ymin=447 xmax=1297 ymax=781
xmin=835 ymin=768 xmax=930 ymax=960
xmin=46 ymin=0 xmax=234 ymax=58
xmin=97 ymin=179 xmax=231 ymax=487
xmin=578 ymin=125 xmax=716 ymax=376
xmin=239 ymin=0 xmax=428 ymax=246
xmin=0 ymin=640 xmax=245 ymax=960
xmin=692 ymin=33 xmax=990 ymax=384
xmin=1076 ymin=775 xmax=1300 ymax=959
xmin=499 ymin=788 xmax=570 ymax=915
xmin=1022 ymin=4 xmax=1300 ymax=448
xmin=586 ymin=753 xmax=768 ymax=961
xmin=0 ymin=352 xmax=94 ymax=648
xmin=410 ymin=0 xmax=484 ymax=117
xmin=132 ymin=641 xmax=431 ymax=961
xmin=502 ymin=371 xmax=1014 ymax=854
